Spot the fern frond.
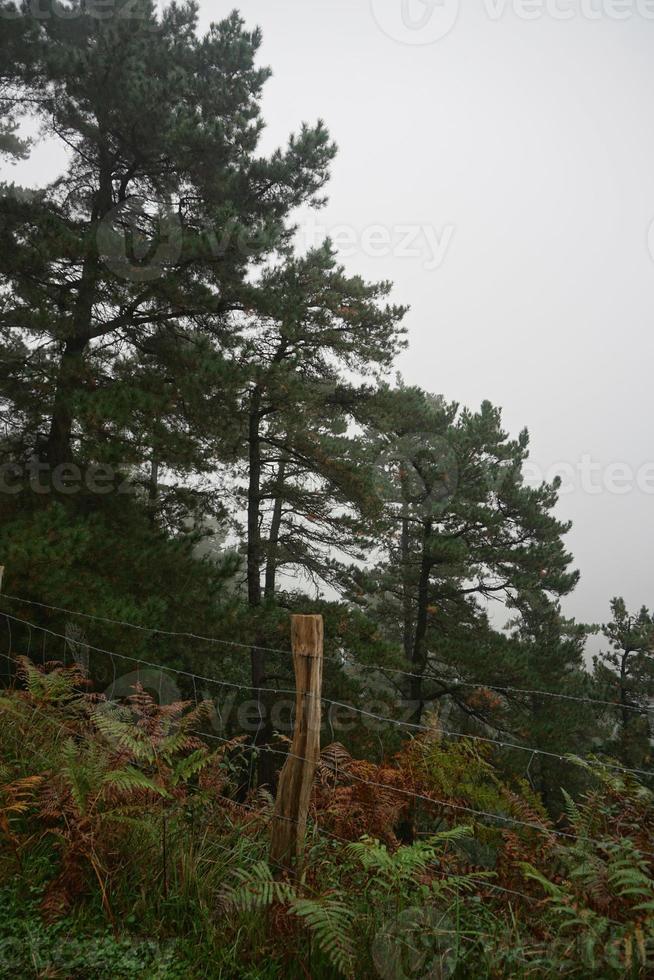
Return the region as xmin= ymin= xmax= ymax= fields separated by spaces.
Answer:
xmin=519 ymin=862 xmax=567 ymax=899
xmin=346 ymin=836 xmax=395 ymax=873
xmin=92 ymin=707 xmax=156 ymax=762
xmin=561 ymin=788 xmax=589 ymax=838
xmin=171 ymin=748 xmax=211 ymax=786
xmin=433 ymin=870 xmax=496 ymax=896
xmin=101 ymin=767 xmax=168 ymax=797
xmin=221 ymin=861 xmax=295 ymax=912
xmin=60 ymin=739 xmax=94 ymax=815
xmin=291 ymin=895 xmax=355 ymax=978
xmin=427 ymin=825 xmax=473 ymax=844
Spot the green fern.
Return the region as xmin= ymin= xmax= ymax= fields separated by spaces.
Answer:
xmin=561 ymin=788 xmax=588 ymax=837
xmin=605 ymin=843 xmax=654 ymax=901
xmin=347 ymin=829 xmax=472 ymax=887
xmin=101 ymin=767 xmax=168 ymax=797
xmin=92 ymin=705 xmax=157 ymax=762
xmin=519 ymin=862 xmax=568 ymax=900
xmin=220 ymin=863 xmax=356 ymax=977
xmin=291 ymin=895 xmax=355 ymax=979
xmin=432 ymin=869 xmax=496 ymax=896
xmin=220 ymin=861 xmax=295 ymax=912
xmin=170 ymin=748 xmax=212 ymax=786
xmin=60 ymin=739 xmax=103 ymax=815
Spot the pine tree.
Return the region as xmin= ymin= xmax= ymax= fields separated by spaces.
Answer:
xmin=0 ymin=0 xmax=335 ymax=473
xmin=212 ymin=245 xmax=405 ymax=783
xmin=348 ymin=382 xmax=579 ymax=723
xmin=231 ymin=244 xmax=405 ymax=610
xmin=0 ymin=2 xmax=337 ymax=644
xmin=594 ymin=597 xmax=654 ymax=769
xmin=0 ymin=5 xmax=32 ymax=160
xmin=505 ymin=599 xmax=597 ymax=813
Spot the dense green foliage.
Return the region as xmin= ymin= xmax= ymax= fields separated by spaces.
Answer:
xmin=0 ymin=3 xmax=652 ymax=976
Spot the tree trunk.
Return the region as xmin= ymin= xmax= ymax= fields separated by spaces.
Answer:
xmin=46 ymin=333 xmax=89 ymax=466
xmin=410 ymin=520 xmax=433 ymax=723
xmin=45 ymin=158 xmax=112 ymax=467
xmin=264 ymin=458 xmax=287 ymax=600
xmin=270 ymin=614 xmax=323 ymax=870
xmin=246 ymin=386 xmax=276 ymax=787
xmin=620 ymin=649 xmax=631 ymax=731
xmin=247 ymin=385 xmax=263 ymax=609
xmin=148 ymin=455 xmax=159 ymax=526
xmin=400 ymin=494 xmax=414 ymax=662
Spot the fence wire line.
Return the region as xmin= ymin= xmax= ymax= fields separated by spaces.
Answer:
xmin=3 ymin=610 xmax=653 ymax=782
xmin=0 ymin=591 xmax=648 ymax=716
xmin=2 ymin=707 xmax=538 ymax=905
xmin=191 ymin=725 xmax=654 ymax=859
xmin=9 ymin=685 xmax=615 ymax=866
xmin=224 ymin=794 xmax=539 ymax=904
xmin=1 ymin=610 xmax=299 ymax=699
xmin=0 ymin=592 xmax=292 ymax=654
xmin=5 ymin=646 xmax=654 ymax=863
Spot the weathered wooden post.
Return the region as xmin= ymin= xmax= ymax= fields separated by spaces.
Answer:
xmin=270 ymin=614 xmax=323 ymax=869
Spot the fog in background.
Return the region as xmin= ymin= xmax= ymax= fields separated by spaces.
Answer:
xmin=6 ymin=0 xmax=654 ymax=649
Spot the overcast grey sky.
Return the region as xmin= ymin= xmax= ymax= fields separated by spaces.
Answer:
xmin=6 ymin=0 xmax=653 ymax=638
xmin=211 ymin=0 xmax=654 ymax=636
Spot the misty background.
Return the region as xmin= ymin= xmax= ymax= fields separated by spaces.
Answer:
xmin=5 ymin=0 xmax=653 ymax=646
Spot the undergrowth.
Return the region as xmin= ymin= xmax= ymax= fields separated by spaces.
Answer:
xmin=1 ymin=658 xmax=654 ymax=978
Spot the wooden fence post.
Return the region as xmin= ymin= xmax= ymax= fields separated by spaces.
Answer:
xmin=270 ymin=614 xmax=323 ymax=870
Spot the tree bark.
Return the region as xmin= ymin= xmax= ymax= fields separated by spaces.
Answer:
xmin=45 ymin=156 xmax=113 ymax=467
xmin=264 ymin=458 xmax=287 ymax=600
xmin=247 ymin=385 xmax=263 ymax=609
xmin=410 ymin=520 xmax=433 ymax=723
xmin=46 ymin=333 xmax=89 ymax=466
xmin=400 ymin=494 xmax=414 ymax=662
xmin=620 ymin=648 xmax=632 ymax=731
xmin=270 ymin=614 xmax=323 ymax=869
xmin=246 ymin=385 xmax=277 ymax=787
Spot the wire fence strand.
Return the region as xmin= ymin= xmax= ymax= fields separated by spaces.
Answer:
xmin=1 ymin=591 xmax=648 ymax=716
xmin=2 ymin=609 xmax=652 ymax=781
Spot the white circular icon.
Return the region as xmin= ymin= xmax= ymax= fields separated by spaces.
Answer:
xmin=97 ymin=197 xmax=182 ymax=282
xmin=370 ymin=0 xmax=460 ymax=45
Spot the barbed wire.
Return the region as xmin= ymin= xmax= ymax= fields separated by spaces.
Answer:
xmin=1 ymin=610 xmax=299 ymax=699
xmin=0 ymin=592 xmax=293 ymax=656
xmin=9 ymin=675 xmax=614 ymax=863
xmin=4 ymin=643 xmax=654 ymax=861
xmin=2 ymin=703 xmax=539 ymax=903
xmin=227 ymin=795 xmax=539 ymax=903
xmin=191 ymin=726 xmax=654 ymax=858
xmin=1 ymin=591 xmax=648 ymax=716
xmin=3 ymin=609 xmax=652 ymax=781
